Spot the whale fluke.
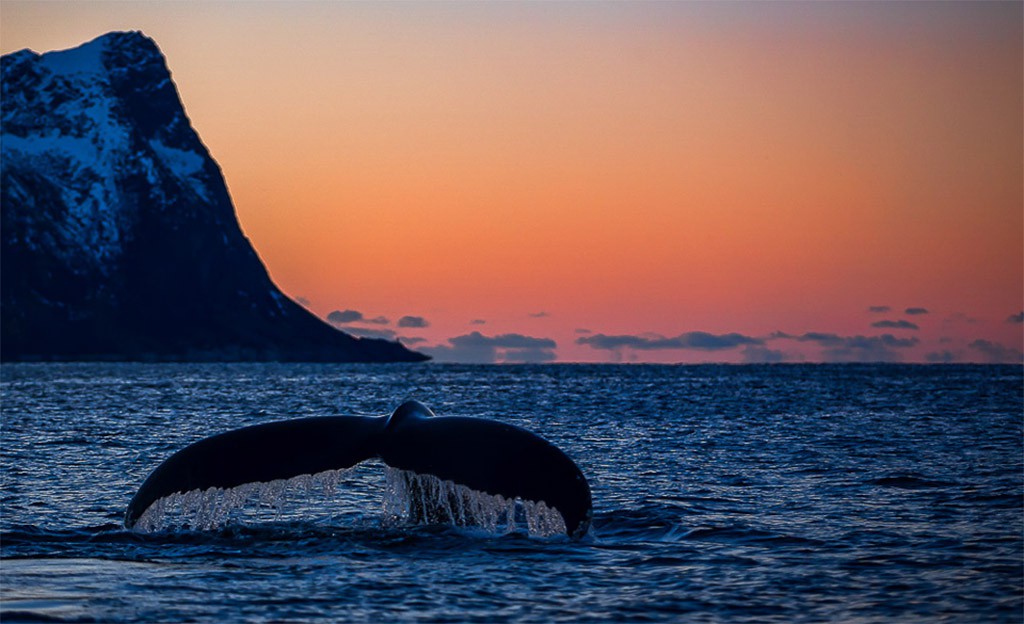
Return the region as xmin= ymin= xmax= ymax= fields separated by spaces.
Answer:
xmin=125 ymin=401 xmax=592 ymax=538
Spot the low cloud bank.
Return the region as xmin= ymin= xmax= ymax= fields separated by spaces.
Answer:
xmin=423 ymin=331 xmax=557 ymax=364
xmin=969 ymin=339 xmax=1024 ymax=364
xmin=398 ymin=315 xmax=429 ymax=328
xmin=577 ymin=331 xmax=762 ymax=352
xmin=778 ymin=332 xmax=918 ymax=362
xmin=577 ymin=329 xmax=932 ymax=363
xmin=871 ymin=320 xmax=919 ymax=330
xmin=327 ymin=309 xmax=363 ymax=324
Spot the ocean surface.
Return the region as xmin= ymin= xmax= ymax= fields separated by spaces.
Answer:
xmin=1 ymin=363 xmax=1021 ymax=622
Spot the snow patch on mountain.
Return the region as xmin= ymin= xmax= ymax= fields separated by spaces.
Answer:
xmin=2 ymin=133 xmax=125 ymax=265
xmin=149 ymin=138 xmax=209 ymax=200
xmin=37 ymin=35 xmax=107 ymax=76
xmin=1 ymin=31 xmax=216 ymax=269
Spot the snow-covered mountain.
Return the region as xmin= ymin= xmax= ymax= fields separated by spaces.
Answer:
xmin=1 ymin=31 xmax=426 ymax=362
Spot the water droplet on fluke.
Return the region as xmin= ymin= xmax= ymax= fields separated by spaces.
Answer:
xmin=382 ymin=467 xmax=567 ymax=537
xmin=133 ymin=466 xmax=567 ymax=537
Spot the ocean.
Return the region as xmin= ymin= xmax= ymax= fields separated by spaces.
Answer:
xmin=1 ymin=363 xmax=1021 ymax=622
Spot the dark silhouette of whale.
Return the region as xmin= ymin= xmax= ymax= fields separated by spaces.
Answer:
xmin=125 ymin=401 xmax=592 ymax=538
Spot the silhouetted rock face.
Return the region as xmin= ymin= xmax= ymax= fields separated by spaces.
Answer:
xmin=1 ymin=31 xmax=427 ymax=362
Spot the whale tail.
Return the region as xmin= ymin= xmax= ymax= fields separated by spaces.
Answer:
xmin=125 ymin=401 xmax=592 ymax=538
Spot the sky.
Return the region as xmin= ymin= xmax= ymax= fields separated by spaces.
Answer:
xmin=2 ymin=1 xmax=1022 ymax=363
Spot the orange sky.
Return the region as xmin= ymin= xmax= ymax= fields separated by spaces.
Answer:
xmin=2 ymin=1 xmax=1021 ymax=363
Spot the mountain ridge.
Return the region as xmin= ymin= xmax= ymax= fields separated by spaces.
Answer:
xmin=1 ymin=31 xmax=427 ymax=362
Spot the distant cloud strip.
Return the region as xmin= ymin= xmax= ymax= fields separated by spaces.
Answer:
xmin=775 ymin=331 xmax=920 ymax=362
xmin=575 ymin=329 xmax=932 ymax=363
xmin=397 ymin=315 xmax=429 ymax=328
xmin=454 ymin=332 xmax=555 ymax=350
xmin=327 ymin=309 xmax=427 ymax=327
xmin=779 ymin=332 xmax=919 ymax=349
xmin=868 ymin=306 xmax=928 ymax=315
xmin=327 ymin=309 xmax=363 ymax=324
xmin=969 ymin=339 xmax=1024 ymax=364
xmin=423 ymin=331 xmax=557 ymax=363
xmin=871 ymin=320 xmax=919 ymax=330
xmin=326 ymin=310 xmax=432 ymax=343
xmin=577 ymin=331 xmax=762 ymax=351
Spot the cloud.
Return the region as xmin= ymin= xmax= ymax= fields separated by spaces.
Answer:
xmin=968 ymin=340 xmax=1024 ymax=364
xmin=868 ymin=306 xmax=892 ymax=313
xmin=529 ymin=311 xmax=550 ymax=318
xmin=789 ymin=332 xmax=918 ymax=348
xmin=577 ymin=331 xmax=762 ymax=352
xmin=925 ymin=350 xmax=959 ymax=363
xmin=422 ymin=332 xmax=557 ymax=364
xmin=575 ymin=328 xmax=592 ymax=334
xmin=503 ymin=348 xmax=558 ymax=363
xmin=779 ymin=332 xmax=919 ymax=362
xmin=789 ymin=331 xmax=839 ymax=344
xmin=905 ymin=307 xmax=929 ymax=315
xmin=741 ymin=345 xmax=791 ymax=363
xmin=452 ymin=332 xmax=556 ymax=350
xmin=397 ymin=315 xmax=429 ymax=328
xmin=295 ymin=296 xmax=311 ymax=308
xmin=470 ymin=319 xmax=487 ymax=325
xmin=344 ymin=327 xmax=397 ymax=340
xmin=327 ymin=309 xmax=390 ymax=326
xmin=327 ymin=309 xmax=363 ymax=324
xmin=399 ymin=336 xmax=428 ymax=345
xmin=1007 ymin=311 xmax=1024 ymax=324
xmin=871 ymin=320 xmax=919 ymax=330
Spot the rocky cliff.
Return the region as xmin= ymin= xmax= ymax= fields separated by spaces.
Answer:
xmin=1 ymin=31 xmax=426 ymax=362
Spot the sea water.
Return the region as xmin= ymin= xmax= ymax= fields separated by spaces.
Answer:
xmin=1 ymin=363 xmax=1021 ymax=622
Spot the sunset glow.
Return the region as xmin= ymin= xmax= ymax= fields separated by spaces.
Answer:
xmin=3 ymin=1 xmax=1021 ymax=362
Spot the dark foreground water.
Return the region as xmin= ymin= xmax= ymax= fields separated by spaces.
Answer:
xmin=1 ymin=363 xmax=1021 ymax=622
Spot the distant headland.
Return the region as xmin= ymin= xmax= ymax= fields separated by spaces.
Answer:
xmin=0 ymin=31 xmax=427 ymax=362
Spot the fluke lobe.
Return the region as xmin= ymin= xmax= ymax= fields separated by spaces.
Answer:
xmin=124 ymin=401 xmax=592 ymax=538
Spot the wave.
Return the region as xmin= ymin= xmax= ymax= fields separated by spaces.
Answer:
xmin=3 ymin=500 xmax=716 ymax=557
xmin=867 ymin=474 xmax=956 ymax=489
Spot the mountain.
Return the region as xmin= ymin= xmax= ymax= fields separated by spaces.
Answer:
xmin=1 ymin=31 xmax=427 ymax=362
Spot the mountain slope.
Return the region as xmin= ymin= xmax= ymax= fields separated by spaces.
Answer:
xmin=1 ymin=31 xmax=427 ymax=362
